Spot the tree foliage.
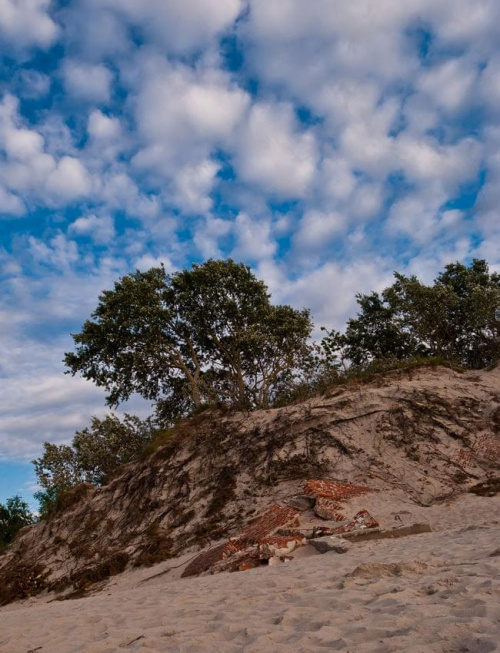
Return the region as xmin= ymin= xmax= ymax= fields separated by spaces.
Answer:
xmin=32 ymin=413 xmax=156 ymax=515
xmin=65 ymin=259 xmax=313 ymax=416
xmin=0 ymin=496 xmax=34 ymax=550
xmin=323 ymin=259 xmax=500 ymax=369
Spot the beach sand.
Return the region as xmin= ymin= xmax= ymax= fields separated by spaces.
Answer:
xmin=1 ymin=494 xmax=499 ymax=653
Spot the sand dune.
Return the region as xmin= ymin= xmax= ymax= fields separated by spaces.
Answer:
xmin=1 ymin=494 xmax=499 ymax=653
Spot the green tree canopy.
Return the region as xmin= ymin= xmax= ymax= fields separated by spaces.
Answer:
xmin=64 ymin=259 xmax=313 ymax=416
xmin=32 ymin=413 xmax=156 ymax=506
xmin=327 ymin=259 xmax=500 ymax=369
xmin=0 ymin=496 xmax=34 ymax=550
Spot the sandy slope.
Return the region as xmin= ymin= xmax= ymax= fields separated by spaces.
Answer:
xmin=1 ymin=494 xmax=499 ymax=653
xmin=2 ymin=363 xmax=500 ymax=597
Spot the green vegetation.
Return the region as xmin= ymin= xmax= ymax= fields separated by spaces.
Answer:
xmin=33 ymin=414 xmax=156 ymax=516
xmin=26 ymin=257 xmax=499 ymax=520
xmin=323 ymin=259 xmax=500 ymax=370
xmin=64 ymin=259 xmax=312 ymax=419
xmin=0 ymin=496 xmax=34 ymax=550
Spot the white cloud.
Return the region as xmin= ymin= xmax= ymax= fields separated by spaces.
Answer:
xmin=87 ymin=110 xmax=121 ymax=141
xmin=395 ymin=135 xmax=481 ymax=190
xmin=0 ymin=186 xmax=25 ymax=216
xmin=172 ymin=160 xmax=220 ymax=214
xmin=417 ymin=58 xmax=478 ymax=114
xmin=478 ymin=57 xmax=500 ymax=111
xmin=28 ymin=233 xmax=79 ymax=270
xmin=0 ymin=0 xmax=58 ymax=50
xmin=316 ymin=156 xmax=357 ymax=202
xmin=294 ymin=210 xmax=345 ymax=256
xmin=134 ymin=254 xmax=174 ymax=272
xmin=234 ymin=102 xmax=318 ymax=198
xmin=193 ymin=216 xmax=232 ymax=259
xmin=276 ymin=258 xmax=395 ymax=330
xmin=62 ymin=60 xmax=113 ymax=103
xmin=69 ymin=214 xmax=115 ymax=245
xmin=132 ymin=59 xmax=249 ymax=170
xmin=232 ymin=213 xmax=277 ymax=262
xmin=15 ymin=70 xmax=51 ymax=99
xmin=0 ymin=94 xmax=94 ymax=206
xmin=46 ymin=156 xmax=92 ymax=201
xmin=105 ymin=0 xmax=244 ymax=54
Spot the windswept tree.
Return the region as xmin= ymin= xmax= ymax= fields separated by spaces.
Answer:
xmin=0 ymin=496 xmax=34 ymax=550
xmin=33 ymin=413 xmax=156 ymax=515
xmin=325 ymin=259 xmax=500 ymax=370
xmin=64 ymin=259 xmax=313 ymax=417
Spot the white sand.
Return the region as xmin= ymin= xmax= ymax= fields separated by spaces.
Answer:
xmin=1 ymin=494 xmax=499 ymax=653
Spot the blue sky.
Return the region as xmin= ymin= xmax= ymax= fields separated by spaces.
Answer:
xmin=1 ymin=0 xmax=499 ymax=506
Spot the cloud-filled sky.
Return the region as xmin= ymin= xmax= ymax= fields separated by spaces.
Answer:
xmin=1 ymin=0 xmax=499 ymax=503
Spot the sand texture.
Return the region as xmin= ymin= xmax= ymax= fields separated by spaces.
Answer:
xmin=1 ymin=494 xmax=499 ymax=653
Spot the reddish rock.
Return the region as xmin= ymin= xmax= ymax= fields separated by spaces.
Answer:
xmin=182 ymin=541 xmax=240 ymax=578
xmin=258 ymin=535 xmax=307 ymax=559
xmin=239 ymin=505 xmax=300 ymax=544
xmin=210 ymin=546 xmax=260 ymax=574
xmin=183 ymin=505 xmax=300 ymax=577
xmin=314 ymin=496 xmax=345 ymax=521
xmin=329 ymin=509 xmax=379 ymax=535
xmin=304 ymin=479 xmax=378 ymax=501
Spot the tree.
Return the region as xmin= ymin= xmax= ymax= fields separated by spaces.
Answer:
xmin=341 ymin=291 xmax=424 ymax=366
xmin=32 ymin=413 xmax=156 ymax=511
xmin=0 ymin=496 xmax=34 ymax=550
xmin=72 ymin=414 xmax=155 ymax=484
xmin=333 ymin=259 xmax=500 ymax=369
xmin=64 ymin=259 xmax=313 ymax=415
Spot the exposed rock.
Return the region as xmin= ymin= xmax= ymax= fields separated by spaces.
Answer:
xmin=182 ymin=542 xmax=240 ymax=578
xmin=183 ymin=505 xmax=300 ymax=577
xmin=309 ymin=536 xmax=350 ymax=554
xmin=258 ymin=535 xmax=306 ymax=559
xmin=304 ymin=479 xmax=378 ymax=501
xmin=318 ymin=509 xmax=379 ymax=536
xmin=210 ymin=546 xmax=260 ymax=574
xmin=287 ymin=495 xmax=316 ymax=511
xmin=239 ymin=505 xmax=300 ymax=544
xmin=314 ymin=496 xmax=345 ymax=521
xmin=343 ymin=522 xmax=431 ymax=542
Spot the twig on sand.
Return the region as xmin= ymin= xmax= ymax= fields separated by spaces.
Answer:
xmin=120 ymin=635 xmax=145 ymax=648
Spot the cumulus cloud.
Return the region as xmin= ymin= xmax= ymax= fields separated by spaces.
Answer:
xmin=0 ymin=186 xmax=25 ymax=216
xmin=105 ymin=0 xmax=244 ymax=54
xmin=69 ymin=214 xmax=115 ymax=245
xmin=62 ymin=60 xmax=113 ymax=103
xmin=0 ymin=95 xmax=94 ymax=208
xmin=0 ymin=0 xmax=58 ymax=51
xmin=232 ymin=213 xmax=277 ymax=262
xmin=132 ymin=59 xmax=249 ymax=169
xmin=294 ymin=210 xmax=345 ymax=258
xmin=2 ymin=0 xmax=500 ymax=480
xmin=87 ymin=110 xmax=121 ymax=141
xmin=46 ymin=156 xmax=92 ymax=201
xmin=234 ymin=102 xmax=318 ymax=198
